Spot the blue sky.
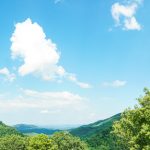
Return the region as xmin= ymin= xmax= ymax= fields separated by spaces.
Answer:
xmin=0 ymin=0 xmax=150 ymax=125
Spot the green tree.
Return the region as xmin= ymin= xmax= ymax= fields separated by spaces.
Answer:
xmin=50 ymin=131 xmax=89 ymax=150
xmin=112 ymin=88 xmax=150 ymax=150
xmin=0 ymin=121 xmax=23 ymax=137
xmin=0 ymin=135 xmax=27 ymax=150
xmin=27 ymin=134 xmax=57 ymax=150
xmin=27 ymin=132 xmax=88 ymax=150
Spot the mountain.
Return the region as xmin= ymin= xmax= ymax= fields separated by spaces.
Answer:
xmin=0 ymin=121 xmax=23 ymax=137
xmin=70 ymin=113 xmax=121 ymax=149
xmin=14 ymin=124 xmax=60 ymax=135
xmin=1 ymin=113 xmax=121 ymax=149
xmin=70 ymin=113 xmax=121 ymax=138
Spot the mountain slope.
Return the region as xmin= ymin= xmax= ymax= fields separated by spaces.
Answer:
xmin=14 ymin=124 xmax=60 ymax=135
xmin=70 ymin=114 xmax=121 ymax=149
xmin=70 ymin=113 xmax=121 ymax=138
xmin=0 ymin=121 xmax=23 ymax=137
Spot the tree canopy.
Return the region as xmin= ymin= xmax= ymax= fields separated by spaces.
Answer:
xmin=0 ymin=135 xmax=27 ymax=150
xmin=113 ymin=88 xmax=150 ymax=150
xmin=50 ymin=132 xmax=88 ymax=150
xmin=0 ymin=122 xmax=23 ymax=137
xmin=0 ymin=132 xmax=88 ymax=150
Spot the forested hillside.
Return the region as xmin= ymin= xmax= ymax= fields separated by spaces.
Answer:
xmin=70 ymin=114 xmax=121 ymax=149
xmin=0 ymin=121 xmax=23 ymax=137
xmin=70 ymin=113 xmax=121 ymax=138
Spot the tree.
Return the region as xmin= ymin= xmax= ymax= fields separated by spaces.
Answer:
xmin=0 ymin=122 xmax=23 ymax=137
xmin=50 ymin=131 xmax=89 ymax=150
xmin=27 ymin=132 xmax=88 ymax=150
xmin=27 ymin=134 xmax=57 ymax=150
xmin=112 ymin=88 xmax=150 ymax=150
xmin=0 ymin=135 xmax=27 ymax=150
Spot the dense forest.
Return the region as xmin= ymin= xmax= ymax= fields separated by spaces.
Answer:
xmin=0 ymin=88 xmax=150 ymax=150
xmin=70 ymin=113 xmax=121 ymax=149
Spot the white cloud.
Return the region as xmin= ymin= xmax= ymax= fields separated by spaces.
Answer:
xmin=68 ymin=74 xmax=91 ymax=89
xmin=77 ymin=82 xmax=91 ymax=89
xmin=40 ymin=109 xmax=61 ymax=114
xmin=11 ymin=18 xmax=63 ymax=80
xmin=0 ymin=89 xmax=87 ymax=110
xmin=40 ymin=110 xmax=49 ymax=114
xmin=112 ymin=3 xmax=137 ymax=23
xmin=0 ymin=67 xmax=15 ymax=82
xmin=124 ymin=17 xmax=141 ymax=30
xmin=10 ymin=18 xmax=90 ymax=88
xmin=0 ymin=89 xmax=96 ymax=124
xmin=111 ymin=0 xmax=143 ymax=30
xmin=102 ymin=80 xmax=127 ymax=88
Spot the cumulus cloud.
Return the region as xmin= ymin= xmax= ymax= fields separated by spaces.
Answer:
xmin=102 ymin=80 xmax=127 ymax=88
xmin=111 ymin=0 xmax=143 ymax=30
xmin=11 ymin=18 xmax=63 ymax=80
xmin=10 ymin=18 xmax=90 ymax=88
xmin=0 ymin=67 xmax=15 ymax=82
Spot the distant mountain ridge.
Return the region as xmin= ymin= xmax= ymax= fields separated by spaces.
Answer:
xmin=14 ymin=124 xmax=60 ymax=135
xmin=13 ymin=114 xmax=121 ymax=137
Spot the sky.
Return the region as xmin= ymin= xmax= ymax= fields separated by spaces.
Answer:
xmin=0 ymin=0 xmax=150 ymax=126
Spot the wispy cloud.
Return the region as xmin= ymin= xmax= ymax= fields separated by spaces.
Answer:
xmin=102 ymin=80 xmax=127 ymax=88
xmin=0 ymin=89 xmax=96 ymax=124
xmin=0 ymin=67 xmax=15 ymax=82
xmin=68 ymin=74 xmax=91 ymax=89
xmin=0 ymin=89 xmax=86 ymax=110
xmin=111 ymin=0 xmax=143 ymax=30
xmin=10 ymin=18 xmax=91 ymax=88
xmin=40 ymin=109 xmax=61 ymax=114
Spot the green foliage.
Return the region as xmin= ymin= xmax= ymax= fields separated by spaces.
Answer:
xmin=70 ymin=114 xmax=120 ymax=138
xmin=0 ymin=135 xmax=27 ymax=150
xmin=112 ymin=88 xmax=150 ymax=150
xmin=27 ymin=134 xmax=56 ymax=150
xmin=85 ymin=128 xmax=120 ymax=150
xmin=0 ymin=121 xmax=23 ymax=137
xmin=27 ymin=132 xmax=88 ymax=150
xmin=70 ymin=114 xmax=121 ymax=149
xmin=50 ymin=131 xmax=88 ymax=150
xmin=0 ymin=132 xmax=88 ymax=150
